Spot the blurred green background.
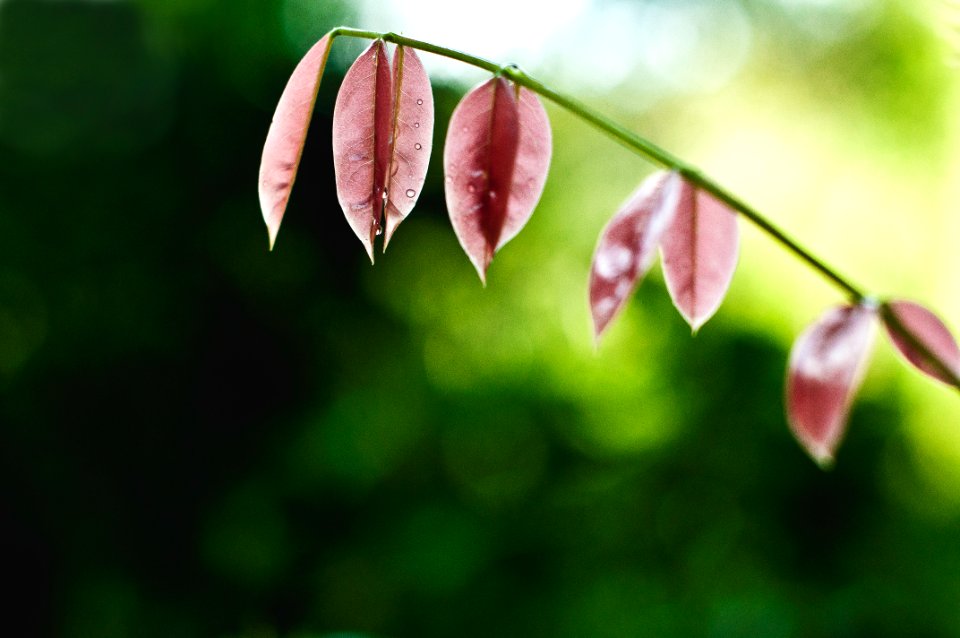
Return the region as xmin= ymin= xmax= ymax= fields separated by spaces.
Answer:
xmin=2 ymin=0 xmax=960 ymax=635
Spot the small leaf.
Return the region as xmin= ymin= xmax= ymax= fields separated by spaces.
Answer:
xmin=881 ymin=300 xmax=960 ymax=386
xmin=258 ymin=33 xmax=334 ymax=250
xmin=659 ymin=181 xmax=739 ymax=332
xmin=444 ymin=78 xmax=552 ymax=283
xmin=332 ymin=40 xmax=395 ymax=262
xmin=786 ymin=304 xmax=876 ymax=467
xmin=589 ymin=170 xmax=682 ymax=340
xmin=383 ymin=45 xmax=434 ymax=251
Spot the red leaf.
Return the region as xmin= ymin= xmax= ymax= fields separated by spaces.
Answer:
xmin=589 ymin=170 xmax=682 ymax=340
xmin=332 ymin=42 xmax=434 ymax=262
xmin=383 ymin=45 xmax=434 ymax=250
xmin=332 ymin=41 xmax=392 ymax=262
xmin=786 ymin=304 xmax=876 ymax=467
xmin=258 ymin=33 xmax=334 ymax=250
xmin=444 ymin=78 xmax=552 ymax=283
xmin=659 ymin=181 xmax=739 ymax=332
xmin=882 ymin=300 xmax=960 ymax=386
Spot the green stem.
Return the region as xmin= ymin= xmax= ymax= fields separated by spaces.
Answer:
xmin=508 ymin=69 xmax=866 ymax=301
xmin=332 ymin=27 xmax=865 ymax=301
xmin=328 ymin=27 xmax=959 ymax=392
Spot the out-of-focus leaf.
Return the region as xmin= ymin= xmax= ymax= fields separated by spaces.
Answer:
xmin=444 ymin=78 xmax=551 ymax=283
xmin=258 ymin=33 xmax=333 ymax=250
xmin=659 ymin=181 xmax=739 ymax=332
xmin=882 ymin=300 xmax=960 ymax=386
xmin=786 ymin=304 xmax=876 ymax=467
xmin=589 ymin=170 xmax=682 ymax=340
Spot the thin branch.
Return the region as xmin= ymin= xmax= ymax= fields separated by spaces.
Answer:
xmin=327 ymin=26 xmax=959 ymax=392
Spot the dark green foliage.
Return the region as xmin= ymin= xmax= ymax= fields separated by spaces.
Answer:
xmin=1 ymin=1 xmax=958 ymax=637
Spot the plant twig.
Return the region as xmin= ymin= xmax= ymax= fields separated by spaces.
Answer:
xmin=327 ymin=27 xmax=959 ymax=393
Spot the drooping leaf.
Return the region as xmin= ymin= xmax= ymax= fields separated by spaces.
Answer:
xmin=659 ymin=181 xmax=740 ymax=332
xmin=258 ymin=33 xmax=334 ymax=250
xmin=332 ymin=42 xmax=434 ymax=262
xmin=881 ymin=300 xmax=960 ymax=386
xmin=332 ymin=40 xmax=394 ymax=262
xmin=786 ymin=304 xmax=876 ymax=467
xmin=444 ymin=78 xmax=552 ymax=283
xmin=589 ymin=170 xmax=682 ymax=340
xmin=382 ymin=45 xmax=434 ymax=250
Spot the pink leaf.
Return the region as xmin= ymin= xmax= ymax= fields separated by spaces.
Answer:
xmin=332 ymin=42 xmax=434 ymax=262
xmin=882 ymin=300 xmax=960 ymax=386
xmin=786 ymin=304 xmax=876 ymax=467
xmin=659 ymin=181 xmax=740 ymax=332
xmin=383 ymin=45 xmax=434 ymax=251
xmin=589 ymin=170 xmax=682 ymax=340
xmin=444 ymin=78 xmax=552 ymax=283
xmin=258 ymin=33 xmax=334 ymax=250
xmin=332 ymin=41 xmax=393 ymax=262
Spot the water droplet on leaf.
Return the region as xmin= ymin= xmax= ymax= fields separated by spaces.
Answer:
xmin=405 ymin=189 xmax=416 ymax=197
xmin=416 ymin=99 xmax=423 ymax=105
xmin=414 ymin=143 xmax=422 ymax=150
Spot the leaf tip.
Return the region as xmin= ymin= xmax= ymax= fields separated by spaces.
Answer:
xmin=265 ymin=218 xmax=280 ymax=252
xmin=382 ymin=213 xmax=402 ymax=254
xmin=592 ymin=331 xmax=604 ymax=352
xmin=789 ymin=414 xmax=839 ymax=469
xmin=469 ymin=248 xmax=492 ymax=286
xmin=811 ymin=448 xmax=836 ymax=471
xmin=361 ymin=234 xmax=376 ymax=264
xmin=591 ymin=307 xmax=613 ymax=345
xmin=667 ymin=296 xmax=704 ymax=335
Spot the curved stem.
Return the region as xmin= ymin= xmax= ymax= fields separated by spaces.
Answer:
xmin=332 ymin=27 xmax=866 ymax=301
xmin=327 ymin=27 xmax=959 ymax=392
xmin=510 ymin=69 xmax=866 ymax=301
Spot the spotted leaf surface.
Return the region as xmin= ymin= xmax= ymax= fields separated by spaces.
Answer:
xmin=333 ymin=42 xmax=434 ymax=261
xmin=383 ymin=46 xmax=434 ymax=250
xmin=258 ymin=33 xmax=333 ymax=249
xmin=332 ymin=41 xmax=393 ymax=261
xmin=786 ymin=304 xmax=876 ymax=467
xmin=444 ymin=78 xmax=551 ymax=283
xmin=659 ymin=182 xmax=739 ymax=332
xmin=882 ymin=300 xmax=960 ymax=386
xmin=589 ymin=170 xmax=682 ymax=340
